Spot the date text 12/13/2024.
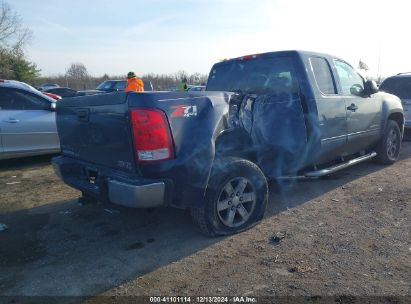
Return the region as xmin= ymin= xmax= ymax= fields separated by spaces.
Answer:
xmin=149 ymin=296 xmax=257 ymax=303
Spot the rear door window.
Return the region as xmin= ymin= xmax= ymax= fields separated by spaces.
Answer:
xmin=0 ymin=88 xmax=48 ymax=110
xmin=309 ymin=57 xmax=337 ymax=95
xmin=0 ymin=88 xmax=15 ymax=110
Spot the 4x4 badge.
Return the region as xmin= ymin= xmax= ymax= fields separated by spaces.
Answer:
xmin=171 ymin=105 xmax=198 ymax=118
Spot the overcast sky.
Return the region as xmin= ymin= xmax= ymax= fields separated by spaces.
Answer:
xmin=10 ymin=0 xmax=411 ymax=78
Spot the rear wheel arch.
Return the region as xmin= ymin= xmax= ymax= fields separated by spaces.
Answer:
xmin=214 ymin=129 xmax=255 ymax=162
xmin=191 ymin=157 xmax=268 ymax=236
xmin=196 ymin=130 xmax=255 ymax=208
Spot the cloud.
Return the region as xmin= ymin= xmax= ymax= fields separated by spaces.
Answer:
xmin=122 ymin=15 xmax=180 ymax=38
xmin=35 ymin=18 xmax=75 ymax=35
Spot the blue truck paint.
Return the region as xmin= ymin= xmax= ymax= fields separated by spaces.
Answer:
xmin=54 ymin=90 xmax=233 ymax=208
xmin=53 ymin=50 xmax=404 ymax=213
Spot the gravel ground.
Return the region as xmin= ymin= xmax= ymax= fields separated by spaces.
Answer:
xmin=0 ymin=144 xmax=410 ymax=303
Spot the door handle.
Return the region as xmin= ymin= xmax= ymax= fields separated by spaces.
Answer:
xmin=347 ymin=103 xmax=358 ymax=112
xmin=4 ymin=118 xmax=19 ymax=123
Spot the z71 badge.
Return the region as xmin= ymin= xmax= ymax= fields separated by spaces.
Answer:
xmin=171 ymin=105 xmax=198 ymax=118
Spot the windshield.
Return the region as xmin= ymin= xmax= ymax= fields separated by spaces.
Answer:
xmin=114 ymin=81 xmax=126 ymax=90
xmin=379 ymin=77 xmax=411 ymax=99
xmin=206 ymin=56 xmax=297 ymax=94
xmin=96 ymin=80 xmax=116 ymax=90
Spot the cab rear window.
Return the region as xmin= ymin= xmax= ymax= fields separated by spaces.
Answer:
xmin=206 ymin=57 xmax=297 ymax=95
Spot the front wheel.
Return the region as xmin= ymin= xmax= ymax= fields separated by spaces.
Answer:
xmin=191 ymin=157 xmax=268 ymax=236
xmin=376 ymin=120 xmax=401 ymax=164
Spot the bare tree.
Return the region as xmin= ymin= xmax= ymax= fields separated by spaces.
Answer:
xmin=65 ymin=62 xmax=90 ymax=89
xmin=66 ymin=62 xmax=88 ymax=79
xmin=0 ymin=1 xmax=32 ymax=51
xmin=188 ymin=72 xmax=208 ymax=85
xmin=175 ymin=70 xmax=188 ymax=82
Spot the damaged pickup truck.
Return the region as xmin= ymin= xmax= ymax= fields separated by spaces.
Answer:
xmin=52 ymin=50 xmax=404 ymax=236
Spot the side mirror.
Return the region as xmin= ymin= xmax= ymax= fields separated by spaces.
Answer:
xmin=50 ymin=102 xmax=56 ymax=111
xmin=364 ymin=80 xmax=378 ymax=95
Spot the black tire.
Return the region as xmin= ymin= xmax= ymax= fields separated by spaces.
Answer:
xmin=191 ymin=157 xmax=268 ymax=236
xmin=376 ymin=120 xmax=401 ymax=164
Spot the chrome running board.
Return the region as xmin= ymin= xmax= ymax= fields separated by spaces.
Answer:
xmin=304 ymin=152 xmax=377 ymax=178
xmin=277 ymin=152 xmax=377 ymax=180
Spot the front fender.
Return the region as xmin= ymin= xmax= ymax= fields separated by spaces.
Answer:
xmin=380 ymin=92 xmax=404 ymax=134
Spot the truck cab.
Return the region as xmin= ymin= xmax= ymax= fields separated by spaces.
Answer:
xmin=207 ymin=51 xmax=403 ymax=176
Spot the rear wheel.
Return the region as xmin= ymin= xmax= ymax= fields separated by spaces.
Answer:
xmin=191 ymin=157 xmax=268 ymax=236
xmin=376 ymin=120 xmax=401 ymax=164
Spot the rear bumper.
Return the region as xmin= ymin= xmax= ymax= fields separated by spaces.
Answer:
xmin=52 ymin=156 xmax=169 ymax=208
xmin=106 ymin=178 xmax=164 ymax=208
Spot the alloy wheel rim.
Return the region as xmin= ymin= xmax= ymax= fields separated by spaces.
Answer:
xmin=216 ymin=177 xmax=256 ymax=228
xmin=386 ymin=129 xmax=398 ymax=159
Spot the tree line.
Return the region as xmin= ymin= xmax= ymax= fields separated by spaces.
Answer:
xmin=37 ymin=63 xmax=208 ymax=91
xmin=0 ymin=1 xmax=208 ymax=91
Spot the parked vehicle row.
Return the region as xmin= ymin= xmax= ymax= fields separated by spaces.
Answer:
xmin=95 ymin=79 xmax=154 ymax=92
xmin=0 ymin=78 xmax=156 ymax=160
xmin=39 ymin=80 xmax=155 ymax=98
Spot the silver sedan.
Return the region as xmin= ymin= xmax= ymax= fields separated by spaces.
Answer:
xmin=0 ymin=80 xmax=60 ymax=160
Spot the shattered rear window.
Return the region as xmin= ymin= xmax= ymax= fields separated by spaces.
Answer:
xmin=206 ymin=56 xmax=297 ymax=95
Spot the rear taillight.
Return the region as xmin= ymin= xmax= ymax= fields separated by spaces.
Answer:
xmin=130 ymin=108 xmax=174 ymax=162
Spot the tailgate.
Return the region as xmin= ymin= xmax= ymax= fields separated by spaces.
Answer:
xmin=56 ymin=92 xmax=136 ymax=173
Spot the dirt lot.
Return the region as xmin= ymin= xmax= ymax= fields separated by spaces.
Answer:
xmin=0 ymin=144 xmax=410 ymax=303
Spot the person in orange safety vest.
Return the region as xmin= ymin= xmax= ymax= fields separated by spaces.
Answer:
xmin=124 ymin=71 xmax=144 ymax=92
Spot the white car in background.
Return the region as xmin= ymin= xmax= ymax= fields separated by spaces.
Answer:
xmin=0 ymin=80 xmax=60 ymax=160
